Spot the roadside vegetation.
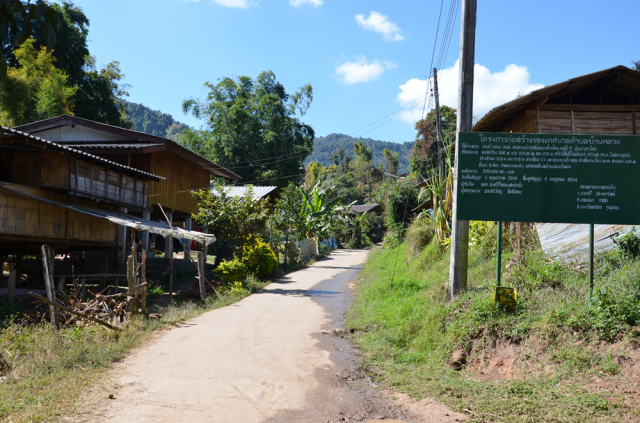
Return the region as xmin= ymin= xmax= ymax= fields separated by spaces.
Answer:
xmin=347 ymin=223 xmax=640 ymax=422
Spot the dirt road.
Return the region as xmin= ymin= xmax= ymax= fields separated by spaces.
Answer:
xmin=90 ymin=249 xmax=464 ymax=423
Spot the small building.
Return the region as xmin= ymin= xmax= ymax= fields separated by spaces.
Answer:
xmin=473 ymin=65 xmax=640 ymax=260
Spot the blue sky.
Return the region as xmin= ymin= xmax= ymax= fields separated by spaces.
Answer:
xmin=68 ymin=0 xmax=640 ymax=143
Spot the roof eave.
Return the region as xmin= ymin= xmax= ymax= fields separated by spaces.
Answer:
xmin=473 ymin=65 xmax=639 ymax=132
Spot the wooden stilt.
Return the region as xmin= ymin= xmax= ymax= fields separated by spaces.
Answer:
xmin=197 ymin=250 xmax=206 ymax=301
xmin=41 ymin=245 xmax=60 ymax=330
xmin=8 ymin=268 xmax=16 ymax=299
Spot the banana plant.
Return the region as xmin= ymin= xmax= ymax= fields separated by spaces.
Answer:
xmin=301 ymin=183 xmax=342 ymax=239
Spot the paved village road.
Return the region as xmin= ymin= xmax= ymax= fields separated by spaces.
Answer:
xmin=93 ymin=249 xmax=417 ymax=422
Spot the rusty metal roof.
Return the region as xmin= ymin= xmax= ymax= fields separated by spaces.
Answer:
xmin=4 ymin=127 xmax=165 ymax=181
xmin=535 ymin=223 xmax=635 ymax=262
xmin=68 ymin=143 xmax=163 ymax=149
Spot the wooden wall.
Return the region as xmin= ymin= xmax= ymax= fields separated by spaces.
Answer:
xmin=499 ymin=113 xmax=537 ymax=134
xmin=512 ymin=107 xmax=639 ymax=135
xmin=148 ymin=151 xmax=211 ymax=215
xmin=537 ymin=111 xmax=636 ymax=135
xmin=0 ymin=184 xmax=117 ymax=245
xmin=11 ymin=149 xmax=149 ymax=209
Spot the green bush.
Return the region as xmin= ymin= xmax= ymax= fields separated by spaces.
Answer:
xmin=242 ymin=239 xmax=278 ymax=279
xmin=469 ymin=220 xmax=497 ymax=258
xmin=384 ymin=181 xmax=419 ymax=236
xmin=217 ymin=258 xmax=248 ymax=285
xmin=405 ymin=218 xmax=434 ymax=254
xmin=614 ymin=229 xmax=640 ymax=259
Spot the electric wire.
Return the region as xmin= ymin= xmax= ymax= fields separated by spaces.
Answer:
xmin=391 ymin=0 xmax=448 ymax=288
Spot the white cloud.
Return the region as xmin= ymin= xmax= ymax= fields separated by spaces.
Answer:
xmin=291 ymin=0 xmax=323 ymax=7
xmin=396 ymin=60 xmax=544 ymax=124
xmin=355 ymin=11 xmax=404 ymax=42
xmin=335 ymin=56 xmax=395 ymax=85
xmin=189 ymin=0 xmax=251 ymax=8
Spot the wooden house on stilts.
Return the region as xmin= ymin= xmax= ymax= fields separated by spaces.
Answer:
xmin=1 ymin=113 xmax=236 ymax=296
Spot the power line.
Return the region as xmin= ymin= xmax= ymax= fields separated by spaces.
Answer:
xmin=212 ymin=149 xmax=311 ymax=166
xmin=222 ymin=151 xmax=310 ymax=170
xmin=419 ymin=0 xmax=446 ymax=123
xmin=347 ymin=94 xmax=426 ymax=138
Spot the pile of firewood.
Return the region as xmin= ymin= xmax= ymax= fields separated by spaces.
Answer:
xmin=28 ymin=289 xmax=132 ymax=329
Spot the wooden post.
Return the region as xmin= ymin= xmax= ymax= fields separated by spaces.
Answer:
xmin=184 ymin=216 xmax=192 ymax=260
xmin=141 ymin=249 xmax=147 ymax=314
xmin=126 ymin=255 xmax=135 ymax=312
xmin=119 ymin=207 xmax=128 ymax=265
xmin=130 ymin=230 xmax=139 ymax=313
xmin=81 ymin=278 xmax=86 ymax=301
xmin=41 ymin=245 xmax=59 ymax=329
xmin=7 ymin=268 xmax=16 ymax=299
xmin=169 ymin=237 xmax=174 ymax=299
xmin=158 ymin=205 xmax=174 ymax=299
xmin=197 ymin=250 xmax=206 ymax=301
xmin=142 ymin=211 xmax=151 ymax=252
xmin=449 ymin=0 xmax=477 ymax=299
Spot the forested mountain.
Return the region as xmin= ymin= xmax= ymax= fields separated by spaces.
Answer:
xmin=123 ymin=101 xmax=190 ymax=140
xmin=306 ymin=133 xmax=413 ymax=174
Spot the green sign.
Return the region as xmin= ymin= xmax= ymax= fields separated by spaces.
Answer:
xmin=456 ymin=132 xmax=640 ymax=224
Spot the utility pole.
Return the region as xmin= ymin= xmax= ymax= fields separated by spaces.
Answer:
xmin=449 ymin=0 xmax=477 ymax=299
xmin=433 ymin=68 xmax=446 ymax=183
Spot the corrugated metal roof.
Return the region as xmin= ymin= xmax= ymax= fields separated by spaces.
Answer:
xmin=535 ymin=223 xmax=635 ymax=262
xmin=212 ymin=185 xmax=278 ymax=201
xmin=0 ymin=183 xmax=216 ymax=245
xmin=5 ymin=127 xmax=164 ymax=181
xmin=68 ymin=143 xmax=163 ymax=149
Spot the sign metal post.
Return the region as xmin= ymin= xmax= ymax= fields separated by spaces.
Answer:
xmin=589 ymin=223 xmax=595 ymax=304
xmin=496 ymin=221 xmax=502 ymax=287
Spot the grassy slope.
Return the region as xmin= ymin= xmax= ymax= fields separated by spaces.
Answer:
xmin=346 ymin=242 xmax=640 ymax=422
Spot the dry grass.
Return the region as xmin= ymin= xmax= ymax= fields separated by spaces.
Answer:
xmin=0 ymin=272 xmax=269 ymax=423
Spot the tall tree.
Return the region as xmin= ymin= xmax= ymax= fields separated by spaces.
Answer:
xmin=328 ymin=145 xmax=352 ymax=174
xmin=183 ymin=71 xmax=314 ymax=186
xmin=0 ymin=39 xmax=75 ymax=126
xmin=410 ymin=105 xmax=456 ymax=179
xmin=0 ymin=0 xmax=59 ymax=81
xmin=351 ymin=141 xmax=375 ymax=202
xmin=383 ymin=148 xmax=399 ymax=175
xmin=3 ymin=1 xmax=132 ymax=128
